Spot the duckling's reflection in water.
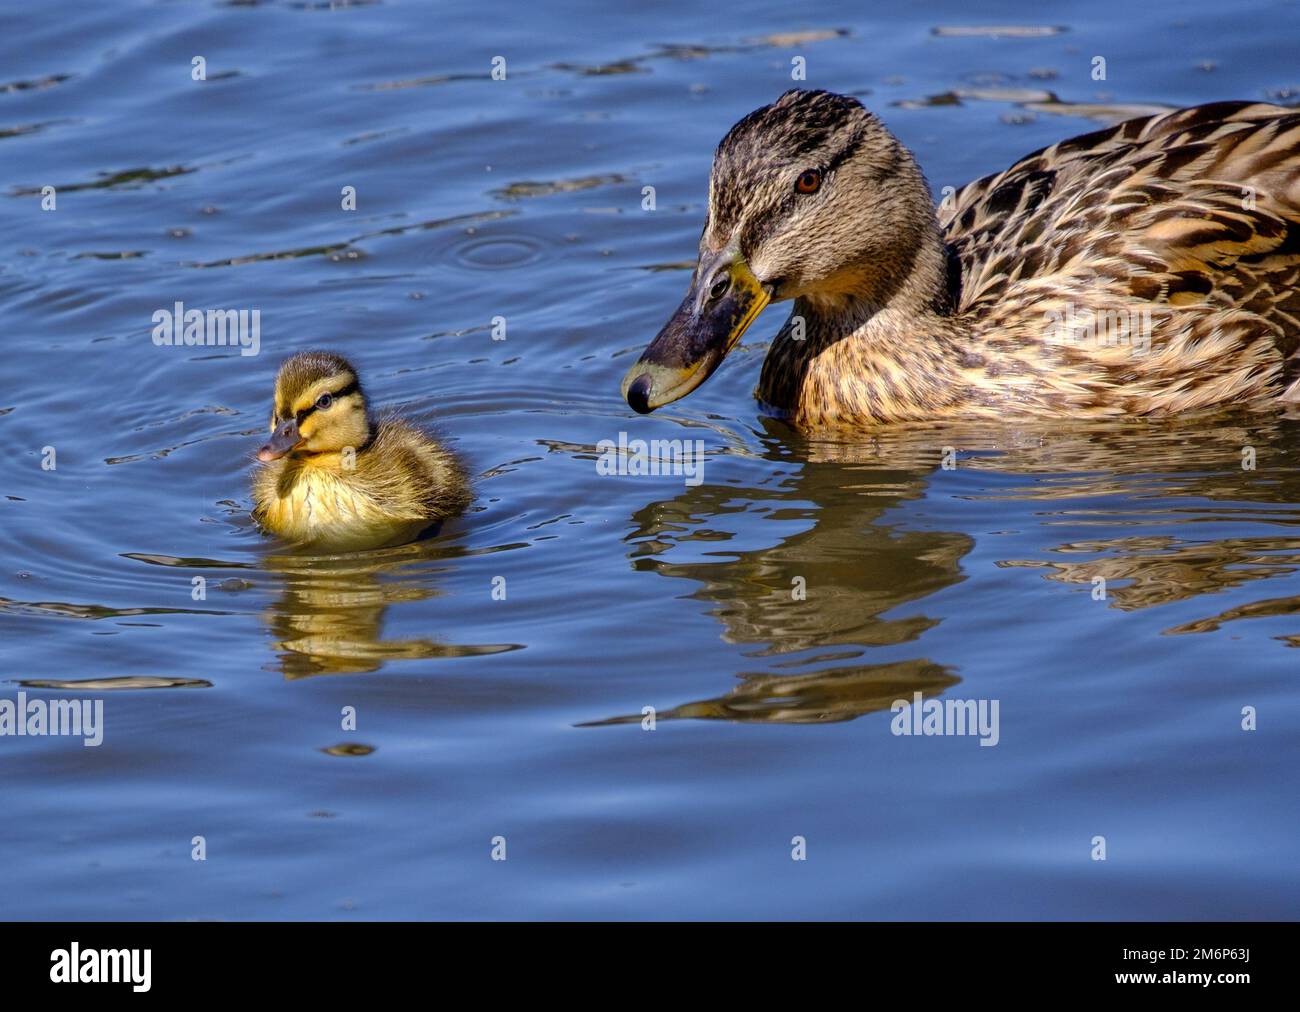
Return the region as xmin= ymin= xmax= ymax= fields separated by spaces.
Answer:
xmin=589 ymin=412 xmax=1300 ymax=725
xmin=261 ymin=542 xmax=515 ymax=678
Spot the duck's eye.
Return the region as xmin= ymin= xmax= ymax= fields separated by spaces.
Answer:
xmin=315 ymin=393 xmax=333 ymax=410
xmin=794 ymin=169 xmax=822 ymax=195
xmin=709 ymin=277 xmax=730 ymax=301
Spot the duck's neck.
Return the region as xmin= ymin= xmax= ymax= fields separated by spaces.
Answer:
xmin=756 ymin=227 xmax=972 ymax=425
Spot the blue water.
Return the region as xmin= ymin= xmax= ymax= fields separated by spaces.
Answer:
xmin=2 ymin=0 xmax=1298 ymax=919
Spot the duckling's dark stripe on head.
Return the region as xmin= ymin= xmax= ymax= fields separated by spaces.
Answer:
xmin=295 ymin=378 xmax=360 ymax=424
xmin=328 ymin=378 xmax=361 ymax=401
xmin=274 ymin=350 xmax=359 ymax=419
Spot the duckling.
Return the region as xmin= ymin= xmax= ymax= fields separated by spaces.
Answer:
xmin=251 ymin=351 xmax=469 ymax=550
xmin=621 ymin=89 xmax=1300 ymax=426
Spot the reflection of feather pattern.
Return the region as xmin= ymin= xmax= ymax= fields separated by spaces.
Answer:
xmin=259 ymin=553 xmax=519 ymax=679
xmin=589 ymin=415 xmax=1300 ymax=724
xmin=580 ymin=660 xmax=959 ymax=726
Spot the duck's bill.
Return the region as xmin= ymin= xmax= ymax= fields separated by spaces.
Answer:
xmin=621 ymin=255 xmax=770 ymax=413
xmin=257 ymin=419 xmax=303 ymax=462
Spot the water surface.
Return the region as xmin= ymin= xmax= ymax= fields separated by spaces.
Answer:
xmin=2 ymin=0 xmax=1299 ymax=919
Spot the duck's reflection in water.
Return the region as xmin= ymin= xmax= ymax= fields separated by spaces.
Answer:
xmin=943 ymin=414 xmax=1300 ymax=625
xmin=261 ymin=544 xmax=517 ymax=679
xmin=590 ymin=423 xmax=975 ymax=725
xmin=582 ymin=659 xmax=958 ymax=726
xmin=775 ymin=414 xmax=1300 ymax=635
xmin=591 ymin=411 xmax=1300 ymax=724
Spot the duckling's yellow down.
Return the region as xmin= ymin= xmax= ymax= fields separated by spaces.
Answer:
xmin=251 ymin=352 xmax=469 ymax=551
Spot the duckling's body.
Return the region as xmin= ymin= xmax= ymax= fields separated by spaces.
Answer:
xmin=623 ymin=92 xmax=1300 ymax=426
xmin=253 ymin=416 xmax=468 ymax=550
xmin=252 ymin=353 xmax=468 ymax=551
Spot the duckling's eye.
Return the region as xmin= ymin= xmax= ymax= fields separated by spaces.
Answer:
xmin=315 ymin=393 xmax=333 ymax=410
xmin=794 ymin=169 xmax=822 ymax=195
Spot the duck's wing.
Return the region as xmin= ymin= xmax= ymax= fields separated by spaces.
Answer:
xmin=940 ymin=102 xmax=1300 ymax=398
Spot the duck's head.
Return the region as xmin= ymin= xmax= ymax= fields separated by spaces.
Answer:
xmin=621 ymin=88 xmax=939 ymax=413
xmin=257 ymin=351 xmax=371 ymax=462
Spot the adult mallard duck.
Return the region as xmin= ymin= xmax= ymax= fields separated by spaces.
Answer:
xmin=252 ymin=351 xmax=469 ymax=550
xmin=621 ymin=89 xmax=1300 ymax=426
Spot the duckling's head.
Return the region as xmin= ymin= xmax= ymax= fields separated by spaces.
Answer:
xmin=257 ymin=351 xmax=371 ymax=462
xmin=622 ymin=89 xmax=943 ymax=412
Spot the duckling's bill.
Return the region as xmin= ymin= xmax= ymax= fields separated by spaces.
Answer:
xmin=257 ymin=418 xmax=304 ymax=462
xmin=621 ymin=249 xmax=770 ymax=413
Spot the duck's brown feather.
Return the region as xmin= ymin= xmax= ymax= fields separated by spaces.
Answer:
xmin=757 ymin=100 xmax=1300 ymax=426
xmin=942 ymin=102 xmax=1300 ymax=415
